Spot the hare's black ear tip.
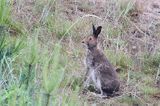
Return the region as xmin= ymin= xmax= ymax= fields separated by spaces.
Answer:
xmin=92 ymin=24 xmax=96 ymax=28
xmin=98 ymin=26 xmax=102 ymax=29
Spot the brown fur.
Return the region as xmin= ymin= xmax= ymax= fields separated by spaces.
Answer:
xmin=82 ymin=25 xmax=120 ymax=96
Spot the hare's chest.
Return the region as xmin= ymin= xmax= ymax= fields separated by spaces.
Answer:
xmin=86 ymin=55 xmax=96 ymax=68
xmin=84 ymin=55 xmax=102 ymax=89
xmin=90 ymin=69 xmax=97 ymax=82
xmin=89 ymin=68 xmax=101 ymax=89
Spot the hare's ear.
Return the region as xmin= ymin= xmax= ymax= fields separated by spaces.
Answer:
xmin=92 ymin=24 xmax=96 ymax=35
xmin=93 ymin=26 xmax=102 ymax=38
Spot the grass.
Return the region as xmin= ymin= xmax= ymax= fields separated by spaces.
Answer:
xmin=0 ymin=0 xmax=23 ymax=35
xmin=140 ymin=85 xmax=159 ymax=95
xmin=0 ymin=0 xmax=11 ymax=25
xmin=46 ymin=15 xmax=73 ymax=39
xmin=143 ymin=52 xmax=160 ymax=74
xmin=118 ymin=0 xmax=136 ymax=17
xmin=0 ymin=0 xmax=160 ymax=105
xmin=105 ymin=49 xmax=133 ymax=71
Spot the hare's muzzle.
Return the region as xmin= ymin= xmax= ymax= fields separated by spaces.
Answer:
xmin=81 ymin=40 xmax=88 ymax=48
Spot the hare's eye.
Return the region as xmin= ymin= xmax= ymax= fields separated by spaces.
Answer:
xmin=89 ymin=37 xmax=92 ymax=40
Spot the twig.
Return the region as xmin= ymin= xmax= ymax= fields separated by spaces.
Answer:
xmin=26 ymin=64 xmax=32 ymax=89
xmin=59 ymin=14 xmax=102 ymax=43
xmin=156 ymin=64 xmax=160 ymax=81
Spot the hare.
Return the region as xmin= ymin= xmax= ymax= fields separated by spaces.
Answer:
xmin=82 ymin=25 xmax=120 ymax=96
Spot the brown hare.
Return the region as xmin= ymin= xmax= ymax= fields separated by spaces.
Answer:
xmin=82 ymin=25 xmax=120 ymax=97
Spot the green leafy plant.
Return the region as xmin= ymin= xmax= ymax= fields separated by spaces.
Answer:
xmin=41 ymin=43 xmax=65 ymax=106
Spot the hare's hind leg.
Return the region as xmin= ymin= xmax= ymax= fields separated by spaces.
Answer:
xmin=96 ymin=78 xmax=102 ymax=95
xmin=94 ymin=78 xmax=107 ymax=98
xmin=82 ymin=72 xmax=92 ymax=94
xmin=83 ymin=72 xmax=92 ymax=88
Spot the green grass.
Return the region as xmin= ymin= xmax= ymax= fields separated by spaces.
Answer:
xmin=142 ymin=53 xmax=160 ymax=74
xmin=0 ymin=0 xmax=11 ymax=25
xmin=0 ymin=34 xmax=83 ymax=106
xmin=46 ymin=15 xmax=73 ymax=39
xmin=118 ymin=94 xmax=143 ymax=105
xmin=0 ymin=0 xmax=23 ymax=34
xmin=118 ymin=0 xmax=136 ymax=17
xmin=105 ymin=49 xmax=133 ymax=71
xmin=139 ymin=85 xmax=159 ymax=95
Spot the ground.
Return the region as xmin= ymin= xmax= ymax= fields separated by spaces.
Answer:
xmin=0 ymin=0 xmax=160 ymax=105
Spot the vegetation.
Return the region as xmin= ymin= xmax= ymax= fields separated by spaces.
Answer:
xmin=0 ymin=0 xmax=160 ymax=105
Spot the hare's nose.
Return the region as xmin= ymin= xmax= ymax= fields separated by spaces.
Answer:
xmin=82 ymin=41 xmax=85 ymax=43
